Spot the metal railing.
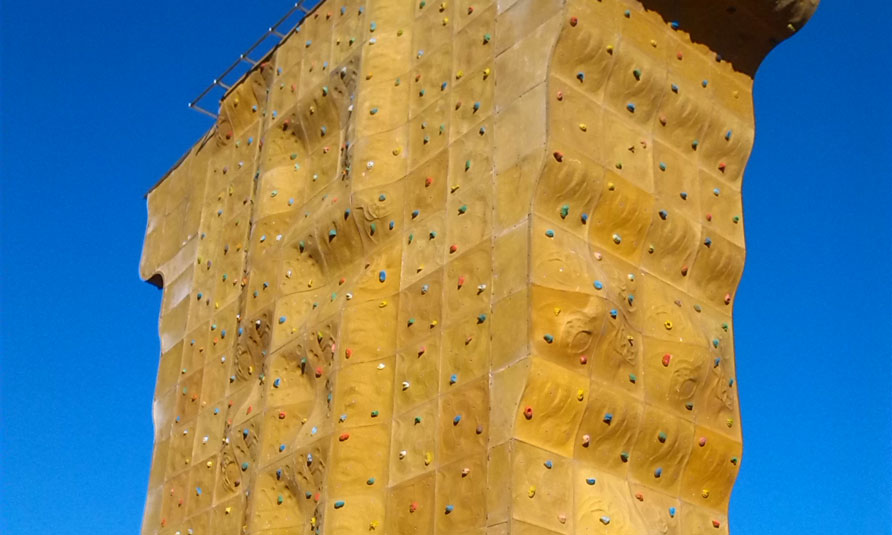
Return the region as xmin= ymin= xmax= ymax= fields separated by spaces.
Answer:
xmin=187 ymin=1 xmax=321 ymax=119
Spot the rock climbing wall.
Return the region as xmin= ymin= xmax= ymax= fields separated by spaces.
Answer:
xmin=139 ymin=1 xmax=817 ymax=534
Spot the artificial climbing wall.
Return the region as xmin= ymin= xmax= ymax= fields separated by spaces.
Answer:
xmin=139 ymin=1 xmax=817 ymax=534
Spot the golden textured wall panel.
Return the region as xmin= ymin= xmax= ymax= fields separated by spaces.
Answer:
xmin=140 ymin=1 xmax=818 ymax=533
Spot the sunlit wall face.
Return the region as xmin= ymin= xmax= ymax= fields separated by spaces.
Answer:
xmin=139 ymin=1 xmax=817 ymax=534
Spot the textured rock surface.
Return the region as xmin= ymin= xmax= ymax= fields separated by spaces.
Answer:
xmin=139 ymin=1 xmax=817 ymax=533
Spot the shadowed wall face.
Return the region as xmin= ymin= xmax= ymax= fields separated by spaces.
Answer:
xmin=140 ymin=1 xmax=816 ymax=534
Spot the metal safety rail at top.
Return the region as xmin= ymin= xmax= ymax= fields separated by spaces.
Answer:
xmin=188 ymin=0 xmax=323 ymax=119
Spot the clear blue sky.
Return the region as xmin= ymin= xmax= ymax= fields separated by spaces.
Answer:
xmin=1 ymin=1 xmax=889 ymax=534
